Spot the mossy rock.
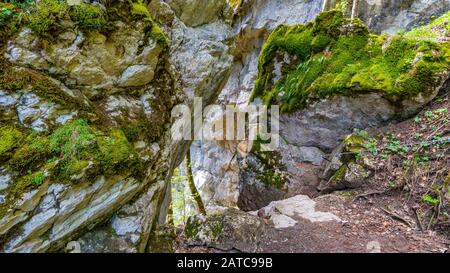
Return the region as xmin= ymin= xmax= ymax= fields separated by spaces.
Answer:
xmin=251 ymin=10 xmax=450 ymax=113
xmin=0 ymin=125 xmax=24 ymax=160
xmin=251 ymin=137 xmax=288 ymax=189
xmin=184 ymin=216 xmax=203 ymax=239
xmin=329 ymin=164 xmax=347 ymax=183
xmin=343 ymin=134 xmax=366 ymax=153
xmin=4 ymin=119 xmax=143 ymax=197
xmin=129 ymin=0 xmax=169 ymax=48
xmin=69 ymin=3 xmax=107 ymax=31
xmin=2 ymin=0 xmax=168 ymax=49
xmin=28 ymin=0 xmax=69 ymax=35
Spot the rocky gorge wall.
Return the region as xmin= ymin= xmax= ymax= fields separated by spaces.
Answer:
xmin=0 ymin=0 xmax=448 ymax=253
xmin=188 ymin=0 xmax=450 ymax=213
xmin=0 ymin=0 xmax=238 ymax=252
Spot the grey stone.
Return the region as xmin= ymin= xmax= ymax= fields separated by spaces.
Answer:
xmin=118 ymin=65 xmax=156 ymax=87
xmin=0 ymin=173 xmax=12 ymax=192
xmin=167 ymin=0 xmax=230 ymax=27
xmin=16 ymin=93 xmax=55 ymax=132
xmin=256 ymin=195 xmax=341 ymax=225
xmin=185 ymin=208 xmax=266 ymax=252
xmin=0 ymin=90 xmax=20 ymax=107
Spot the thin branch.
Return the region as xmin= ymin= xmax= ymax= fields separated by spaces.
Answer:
xmin=186 ymin=147 xmax=207 ymax=216
xmin=381 ymin=207 xmax=414 ymax=228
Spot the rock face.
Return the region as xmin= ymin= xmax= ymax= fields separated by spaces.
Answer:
xmin=354 ymin=0 xmax=450 ymax=34
xmin=184 ymin=208 xmax=266 ymax=252
xmin=166 ymin=0 xmax=234 ymax=27
xmin=0 ymin=0 xmax=182 ymax=252
xmin=187 ymin=0 xmax=325 ymax=211
xmin=0 ymin=0 xmax=448 ymax=253
xmin=254 ymin=195 xmax=341 ymax=229
xmin=187 ymin=141 xmax=240 ymax=209
xmin=0 ymin=0 xmax=234 ymax=252
xmin=6 ymin=24 xmax=162 ymax=94
xmin=188 ymin=0 xmax=450 ymax=213
xmin=323 ymin=0 xmax=450 ymax=34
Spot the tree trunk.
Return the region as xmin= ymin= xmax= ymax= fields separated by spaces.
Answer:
xmin=186 ymin=147 xmax=207 ymax=215
xmin=167 ymin=202 xmax=174 ymax=226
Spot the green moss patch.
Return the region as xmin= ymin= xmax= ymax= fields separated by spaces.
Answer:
xmin=0 ymin=59 xmax=79 ymax=108
xmin=129 ymin=0 xmax=169 ymax=48
xmin=9 ymin=134 xmax=51 ymax=173
xmin=227 ymin=0 xmax=243 ymax=10
xmin=97 ymin=128 xmax=141 ymax=174
xmin=49 ymin=119 xmax=97 ymax=162
xmin=251 ymin=10 xmax=450 ymax=112
xmin=405 ymin=11 xmax=450 ymax=42
xmin=0 ymin=1 xmax=32 ymax=39
xmin=28 ymin=0 xmax=68 ymax=35
xmin=251 ymin=136 xmax=288 ymax=189
xmin=0 ymin=125 xmax=23 ymax=159
xmin=329 ymin=164 xmax=347 ymax=182
xmin=69 ymin=3 xmax=107 ymax=31
xmin=184 ymin=216 xmax=202 ymax=239
xmin=28 ymin=0 xmax=109 ymax=35
xmin=6 ymin=119 xmax=142 ymax=193
xmin=9 ymin=170 xmax=45 ymax=197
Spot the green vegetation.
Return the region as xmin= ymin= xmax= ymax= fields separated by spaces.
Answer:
xmin=33 ymin=170 xmax=45 ymax=186
xmin=69 ymin=2 xmax=107 ymax=30
xmin=341 ymin=98 xmax=449 ymax=228
xmin=28 ymin=0 xmax=107 ymax=34
xmin=129 ymin=0 xmax=169 ymax=48
xmin=0 ymin=63 xmax=77 ymax=107
xmin=227 ymin=0 xmax=243 ymax=9
xmin=97 ymin=128 xmax=140 ymax=173
xmin=9 ymin=133 xmax=51 ymax=172
xmin=0 ymin=125 xmax=23 ymax=158
xmin=184 ymin=216 xmax=202 ymax=238
xmin=0 ymin=0 xmax=168 ymax=49
xmin=28 ymin=0 xmax=68 ymax=35
xmin=9 ymin=170 xmax=44 ymax=196
xmin=5 ymin=119 xmax=142 ymax=192
xmin=405 ymin=12 xmax=450 ymax=42
xmin=251 ymin=136 xmax=287 ymax=189
xmin=49 ymin=119 xmax=97 ymax=162
xmin=423 ymin=194 xmax=440 ymax=205
xmin=251 ymin=10 xmax=450 ymax=112
xmin=329 ymin=164 xmax=347 ymax=182
xmin=0 ymin=1 xmax=32 ymax=36
xmin=171 ymin=167 xmax=192 ymax=226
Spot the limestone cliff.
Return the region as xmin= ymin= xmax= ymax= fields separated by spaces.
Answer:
xmin=0 ymin=0 xmax=448 ymax=253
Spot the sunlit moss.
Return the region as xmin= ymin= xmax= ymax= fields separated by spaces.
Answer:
xmin=97 ymin=129 xmax=140 ymax=173
xmin=251 ymin=10 xmax=450 ymax=112
xmin=129 ymin=0 xmax=169 ymax=48
xmin=69 ymin=3 xmax=107 ymax=30
xmin=28 ymin=0 xmax=68 ymax=35
xmin=405 ymin=11 xmax=450 ymax=42
xmin=0 ymin=125 xmax=23 ymax=158
xmin=7 ymin=119 xmax=143 ymax=189
xmin=227 ymin=0 xmax=243 ymax=10
xmin=49 ymin=119 xmax=96 ymax=162
xmin=9 ymin=134 xmax=51 ymax=173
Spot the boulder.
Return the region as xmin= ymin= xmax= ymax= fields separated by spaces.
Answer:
xmin=184 ymin=208 xmax=266 ymax=252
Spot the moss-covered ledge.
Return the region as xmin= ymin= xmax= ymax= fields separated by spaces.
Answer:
xmin=0 ymin=0 xmax=168 ymax=48
xmin=0 ymin=119 xmax=144 ymax=218
xmin=250 ymin=10 xmax=450 ymax=113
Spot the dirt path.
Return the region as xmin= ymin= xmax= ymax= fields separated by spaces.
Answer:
xmin=258 ymin=193 xmax=449 ymax=253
